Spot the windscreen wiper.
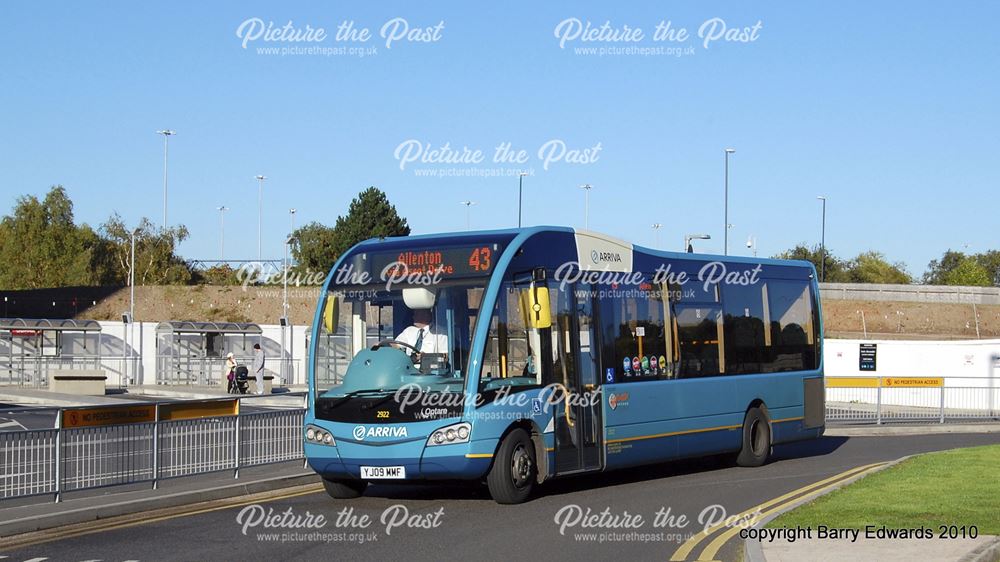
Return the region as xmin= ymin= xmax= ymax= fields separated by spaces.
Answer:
xmin=324 ymin=388 xmax=388 ymax=409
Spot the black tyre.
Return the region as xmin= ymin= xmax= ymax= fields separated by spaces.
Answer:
xmin=736 ymin=407 xmax=771 ymax=467
xmin=322 ymin=477 xmax=367 ymax=499
xmin=486 ymin=428 xmax=536 ymax=504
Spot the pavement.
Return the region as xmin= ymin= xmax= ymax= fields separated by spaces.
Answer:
xmin=0 ymin=431 xmax=998 ymax=562
xmin=0 ymin=461 xmax=317 ymax=539
xmin=0 ymin=386 xmax=309 ymax=431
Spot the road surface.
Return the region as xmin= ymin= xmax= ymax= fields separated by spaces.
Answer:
xmin=3 ymin=432 xmax=999 ymax=562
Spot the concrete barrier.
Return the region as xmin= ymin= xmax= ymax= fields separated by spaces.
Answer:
xmin=48 ymin=369 xmax=107 ymax=396
xmin=247 ymin=375 xmax=274 ymax=394
xmin=820 ymin=282 xmax=1000 ymax=304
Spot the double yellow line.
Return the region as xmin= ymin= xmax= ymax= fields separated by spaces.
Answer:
xmin=670 ymin=461 xmax=889 ymax=561
xmin=0 ymin=483 xmax=324 ymax=551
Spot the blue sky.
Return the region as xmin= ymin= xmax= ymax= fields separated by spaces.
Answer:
xmin=1 ymin=2 xmax=997 ymax=276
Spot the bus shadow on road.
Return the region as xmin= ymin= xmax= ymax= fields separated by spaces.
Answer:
xmin=360 ymin=437 xmax=850 ymax=503
xmin=537 ymin=436 xmax=851 ymax=499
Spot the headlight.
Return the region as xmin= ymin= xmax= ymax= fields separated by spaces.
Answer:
xmin=305 ymin=424 xmax=335 ymax=446
xmin=427 ymin=422 xmax=472 ymax=447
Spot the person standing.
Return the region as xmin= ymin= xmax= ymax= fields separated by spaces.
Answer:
xmin=252 ymin=343 xmax=266 ymax=395
xmin=225 ymin=352 xmax=238 ymax=394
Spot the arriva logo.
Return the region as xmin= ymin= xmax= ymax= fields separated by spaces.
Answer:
xmin=591 ymin=250 xmax=622 ymax=264
xmin=352 ymin=425 xmax=409 ymax=441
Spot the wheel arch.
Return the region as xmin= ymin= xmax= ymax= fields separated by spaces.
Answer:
xmin=488 ymin=419 xmax=548 ymax=484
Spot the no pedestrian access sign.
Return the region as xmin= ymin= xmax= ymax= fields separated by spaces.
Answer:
xmin=62 ymin=405 xmax=156 ymax=428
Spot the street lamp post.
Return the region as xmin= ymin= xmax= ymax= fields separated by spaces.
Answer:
xmin=651 ymin=223 xmax=663 ymax=248
xmin=460 ymin=201 xmax=476 ymax=230
xmin=517 ymin=172 xmax=528 ymax=228
xmin=817 ymin=196 xmax=827 ymax=282
xmin=128 ymin=227 xmax=139 ymax=383
xmin=217 ymin=206 xmax=229 ymax=261
xmin=724 ymin=148 xmax=735 ymax=255
xmin=255 ymin=175 xmax=266 ymax=263
xmin=579 ymin=184 xmax=593 ymax=229
xmin=281 ymin=234 xmax=296 ymax=385
xmin=156 ymin=130 xmax=176 ymax=228
xmin=684 ymin=234 xmax=711 ymax=253
xmin=289 ymin=208 xmax=297 ymax=234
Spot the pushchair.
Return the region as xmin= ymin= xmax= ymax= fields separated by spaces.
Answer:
xmin=229 ymin=365 xmax=250 ymax=394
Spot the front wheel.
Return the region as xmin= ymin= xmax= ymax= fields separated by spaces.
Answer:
xmin=322 ymin=477 xmax=367 ymax=499
xmin=486 ymin=428 xmax=536 ymax=504
xmin=736 ymin=407 xmax=771 ymax=467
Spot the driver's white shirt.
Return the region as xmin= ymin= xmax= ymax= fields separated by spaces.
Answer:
xmin=396 ymin=323 xmax=448 ymax=354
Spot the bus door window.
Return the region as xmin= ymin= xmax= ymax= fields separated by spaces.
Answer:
xmin=575 ymin=283 xmax=599 ymax=448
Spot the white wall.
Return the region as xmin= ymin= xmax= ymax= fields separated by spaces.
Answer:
xmin=825 ymin=338 xmax=1000 ymax=385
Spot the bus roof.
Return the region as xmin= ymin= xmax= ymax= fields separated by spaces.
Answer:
xmin=349 ymin=226 xmax=815 ymax=272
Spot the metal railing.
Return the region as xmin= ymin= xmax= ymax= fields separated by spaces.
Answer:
xmin=1 ymin=356 xmax=130 ymax=389
xmin=0 ymin=393 xmax=307 ymax=503
xmin=826 ymin=376 xmax=1000 ymax=424
xmin=155 ymin=357 xmax=304 ymax=387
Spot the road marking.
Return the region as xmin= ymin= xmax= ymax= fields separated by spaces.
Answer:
xmin=696 ymin=462 xmax=888 ymax=561
xmin=670 ymin=462 xmax=886 ymax=561
xmin=0 ymin=419 xmax=26 ymax=430
xmin=23 ymin=557 xmax=49 ymax=562
xmin=0 ymin=484 xmax=323 ymax=551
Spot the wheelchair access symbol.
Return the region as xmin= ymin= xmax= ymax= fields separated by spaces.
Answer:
xmin=531 ymin=399 xmax=541 ymax=414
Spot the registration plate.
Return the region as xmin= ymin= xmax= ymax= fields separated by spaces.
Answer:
xmin=361 ymin=466 xmax=406 ymax=479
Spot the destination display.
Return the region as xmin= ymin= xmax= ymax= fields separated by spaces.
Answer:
xmin=365 ymin=244 xmax=500 ymax=280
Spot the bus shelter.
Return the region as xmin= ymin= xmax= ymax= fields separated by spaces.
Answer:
xmin=0 ymin=318 xmax=103 ymax=387
xmin=155 ymin=321 xmax=262 ymax=385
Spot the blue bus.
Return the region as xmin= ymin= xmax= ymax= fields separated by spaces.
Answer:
xmin=304 ymin=227 xmax=824 ymax=504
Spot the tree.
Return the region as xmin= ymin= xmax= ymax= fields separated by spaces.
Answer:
xmin=939 ymin=257 xmax=992 ymax=287
xmin=291 ymin=187 xmax=410 ymax=274
xmin=973 ymin=250 xmax=1000 ymax=286
xmin=923 ymin=250 xmax=966 ymax=285
xmin=923 ymin=250 xmax=1000 ymax=287
xmin=0 ymin=186 xmax=108 ymax=289
xmin=290 ymin=222 xmax=339 ymax=275
xmin=845 ymin=251 xmax=912 ymax=284
xmin=101 ymin=214 xmax=192 ymax=285
xmin=772 ymin=244 xmax=849 ymax=282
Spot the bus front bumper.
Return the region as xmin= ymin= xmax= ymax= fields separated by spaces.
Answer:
xmin=305 ymin=438 xmax=497 ymax=481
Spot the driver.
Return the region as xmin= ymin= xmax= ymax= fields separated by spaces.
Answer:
xmin=395 ymin=308 xmax=448 ymax=356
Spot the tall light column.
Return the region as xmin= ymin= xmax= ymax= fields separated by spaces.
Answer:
xmin=579 ymin=184 xmax=593 ymax=229
xmin=460 ymin=201 xmax=476 ymax=230
xmin=156 ymin=130 xmax=176 ymax=227
xmin=517 ymin=172 xmax=528 ymax=227
xmin=289 ymin=208 xmax=297 ymax=233
xmin=255 ymin=175 xmax=267 ymax=262
xmin=217 ymin=206 xmax=229 ymax=261
xmin=651 ymin=223 xmax=663 ymax=248
xmin=724 ymin=148 xmax=735 ymax=255
xmin=817 ymin=196 xmax=827 ymax=282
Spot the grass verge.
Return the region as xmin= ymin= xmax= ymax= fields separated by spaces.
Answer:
xmin=768 ymin=444 xmax=1000 ymax=534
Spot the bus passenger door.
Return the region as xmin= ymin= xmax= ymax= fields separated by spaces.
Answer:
xmin=548 ymin=283 xmax=602 ymax=474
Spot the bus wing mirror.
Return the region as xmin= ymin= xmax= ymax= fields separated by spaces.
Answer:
xmin=520 ymin=286 xmax=551 ymax=329
xmin=323 ymin=296 xmax=339 ymax=333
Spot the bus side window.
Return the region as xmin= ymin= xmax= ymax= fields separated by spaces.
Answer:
xmin=673 ymin=305 xmax=723 ymax=378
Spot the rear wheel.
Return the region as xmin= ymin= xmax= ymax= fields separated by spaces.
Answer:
xmin=736 ymin=407 xmax=771 ymax=467
xmin=486 ymin=428 xmax=536 ymax=504
xmin=322 ymin=477 xmax=367 ymax=499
